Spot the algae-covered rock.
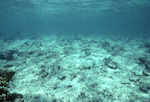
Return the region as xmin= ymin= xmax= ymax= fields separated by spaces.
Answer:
xmin=0 ymin=69 xmax=24 ymax=102
xmin=104 ymin=58 xmax=118 ymax=69
xmin=0 ymin=69 xmax=15 ymax=82
xmin=0 ymin=50 xmax=17 ymax=61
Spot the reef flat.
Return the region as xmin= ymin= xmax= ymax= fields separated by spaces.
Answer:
xmin=0 ymin=34 xmax=150 ymax=102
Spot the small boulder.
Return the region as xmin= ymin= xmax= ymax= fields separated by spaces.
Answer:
xmin=104 ymin=58 xmax=118 ymax=69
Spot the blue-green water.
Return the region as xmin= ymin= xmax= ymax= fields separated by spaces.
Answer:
xmin=0 ymin=0 xmax=150 ymax=37
xmin=1 ymin=1 xmax=150 ymax=102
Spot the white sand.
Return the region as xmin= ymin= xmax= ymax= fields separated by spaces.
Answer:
xmin=0 ymin=34 xmax=150 ymax=102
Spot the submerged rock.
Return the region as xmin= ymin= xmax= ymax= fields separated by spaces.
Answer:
xmin=145 ymin=61 xmax=150 ymax=72
xmin=143 ymin=70 xmax=150 ymax=76
xmin=0 ymin=50 xmax=17 ymax=61
xmin=104 ymin=58 xmax=118 ymax=69
xmin=0 ymin=69 xmax=15 ymax=82
xmin=0 ymin=69 xmax=24 ymax=102
xmin=139 ymin=84 xmax=150 ymax=93
xmin=138 ymin=56 xmax=150 ymax=74
xmin=139 ymin=78 xmax=150 ymax=93
xmin=139 ymin=57 xmax=147 ymax=64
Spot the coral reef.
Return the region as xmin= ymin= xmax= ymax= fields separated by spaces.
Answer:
xmin=0 ymin=69 xmax=24 ymax=102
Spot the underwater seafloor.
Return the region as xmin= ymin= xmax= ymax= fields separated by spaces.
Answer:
xmin=0 ymin=34 xmax=150 ymax=102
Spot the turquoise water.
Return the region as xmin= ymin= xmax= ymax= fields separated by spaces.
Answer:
xmin=0 ymin=1 xmax=150 ymax=102
xmin=0 ymin=0 xmax=150 ymax=36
